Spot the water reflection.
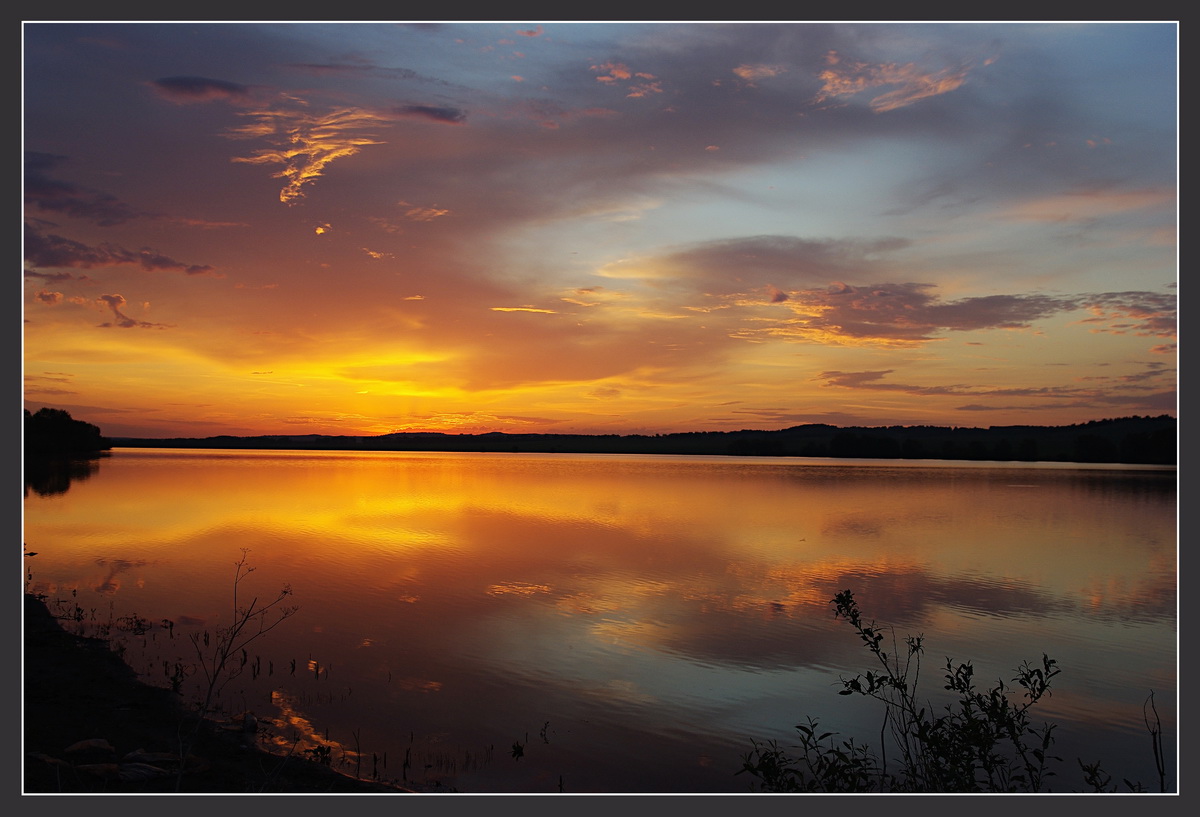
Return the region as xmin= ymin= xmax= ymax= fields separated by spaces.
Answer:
xmin=23 ymin=453 xmax=106 ymax=497
xmin=23 ymin=449 xmax=1176 ymax=792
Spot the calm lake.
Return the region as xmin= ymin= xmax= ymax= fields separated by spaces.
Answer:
xmin=23 ymin=448 xmax=1177 ymax=793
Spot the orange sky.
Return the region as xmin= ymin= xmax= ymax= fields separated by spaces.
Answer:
xmin=23 ymin=22 xmax=1177 ymax=438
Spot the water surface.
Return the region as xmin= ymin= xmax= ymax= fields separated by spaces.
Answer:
xmin=23 ymin=449 xmax=1177 ymax=792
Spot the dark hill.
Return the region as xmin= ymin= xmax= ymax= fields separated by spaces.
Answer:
xmin=110 ymin=415 xmax=1176 ymax=466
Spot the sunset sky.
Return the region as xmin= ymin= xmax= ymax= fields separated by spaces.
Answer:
xmin=22 ymin=22 xmax=1178 ymax=439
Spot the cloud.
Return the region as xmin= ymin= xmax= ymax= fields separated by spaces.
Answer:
xmin=743 ymin=285 xmax=1152 ymax=346
xmin=149 ymin=75 xmax=251 ymax=103
xmin=24 ymin=222 xmax=219 ymax=276
xmin=367 ymin=203 xmax=451 ymax=233
xmin=818 ymin=370 xmax=931 ymax=391
xmin=397 ymin=202 xmax=451 ymax=222
xmin=227 ymin=106 xmax=389 ymax=203
xmin=921 ymin=293 xmax=1070 ymax=331
xmin=374 ymin=411 xmax=561 ymax=433
xmin=816 ymin=369 xmax=1174 ymax=415
xmin=25 ymin=269 xmax=73 ymax=283
xmin=592 ymin=234 xmax=1177 ymax=349
xmin=732 ymin=63 xmax=786 ymax=83
xmin=1075 ymin=291 xmax=1177 ymax=339
xmin=591 ymin=62 xmax=662 ymax=98
xmin=517 ymin=25 xmax=544 ymax=38
xmin=25 ymin=152 xmax=144 ymax=226
xmin=598 ymin=235 xmax=912 ymax=294
xmin=393 ymin=104 xmax=468 ymax=124
xmin=1000 ymin=188 xmax=1175 ymax=224
xmin=814 ymin=50 xmax=970 ymax=112
xmin=96 ymin=293 xmax=172 ymax=329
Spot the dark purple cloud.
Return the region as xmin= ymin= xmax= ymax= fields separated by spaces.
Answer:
xmin=613 ymin=234 xmax=1176 ymax=346
xmin=24 ymin=222 xmax=218 ymax=277
xmin=393 ymin=104 xmax=468 ymax=124
xmin=817 ymin=369 xmax=1175 ymax=416
xmin=817 ymin=370 xmax=964 ymax=394
xmin=657 ymin=236 xmax=1060 ymax=340
xmin=920 ymin=293 xmax=1069 ymax=331
xmin=96 ymin=293 xmax=172 ymax=329
xmin=150 ymin=75 xmax=250 ymax=102
xmin=25 ymin=152 xmax=142 ymax=226
xmin=817 ymin=369 xmax=1104 ymax=399
xmin=776 ymin=285 xmax=1175 ymax=343
xmin=656 ymin=235 xmax=914 ymax=289
xmin=25 ymin=269 xmax=74 ymax=283
xmin=780 ymin=283 xmax=1072 ymax=340
xmin=1075 ymin=291 xmax=1177 ymax=338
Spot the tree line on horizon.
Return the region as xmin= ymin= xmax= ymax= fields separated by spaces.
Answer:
xmin=104 ymin=414 xmax=1177 ymax=466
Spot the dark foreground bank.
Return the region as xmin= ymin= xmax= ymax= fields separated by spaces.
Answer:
xmin=22 ymin=594 xmax=412 ymax=794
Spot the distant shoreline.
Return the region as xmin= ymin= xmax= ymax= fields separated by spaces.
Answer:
xmin=108 ymin=415 xmax=1177 ymax=467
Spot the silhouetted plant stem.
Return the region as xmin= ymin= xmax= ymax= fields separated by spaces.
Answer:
xmin=174 ymin=549 xmax=298 ymax=791
xmin=1145 ymin=691 xmax=1165 ymax=792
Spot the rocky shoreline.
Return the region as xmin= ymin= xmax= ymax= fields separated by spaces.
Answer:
xmin=22 ymin=593 xmax=413 ymax=794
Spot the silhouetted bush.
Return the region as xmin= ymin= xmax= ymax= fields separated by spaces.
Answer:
xmin=739 ymin=590 xmax=1166 ymax=793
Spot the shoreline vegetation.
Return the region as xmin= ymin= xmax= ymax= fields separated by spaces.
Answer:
xmin=22 ymin=593 xmax=413 ymax=794
xmin=738 ymin=591 xmax=1169 ymax=793
xmin=108 ymin=415 xmax=1176 ymax=465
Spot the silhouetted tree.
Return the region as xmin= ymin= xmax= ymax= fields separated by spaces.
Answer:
xmin=24 ymin=408 xmax=111 ymax=456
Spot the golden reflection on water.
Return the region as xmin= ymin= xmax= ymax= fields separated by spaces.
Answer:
xmin=24 ymin=449 xmax=1176 ymax=792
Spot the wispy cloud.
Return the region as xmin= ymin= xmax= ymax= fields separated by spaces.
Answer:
xmin=817 ymin=369 xmax=1173 ymax=415
xmin=227 ymin=106 xmax=389 ymax=204
xmin=814 ymin=50 xmax=970 ymax=112
xmin=24 ymin=222 xmax=219 ymax=277
xmin=999 ymin=188 xmax=1175 ymax=224
xmin=1075 ymin=291 xmax=1177 ymax=339
xmin=399 ymin=203 xmax=451 ymax=222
